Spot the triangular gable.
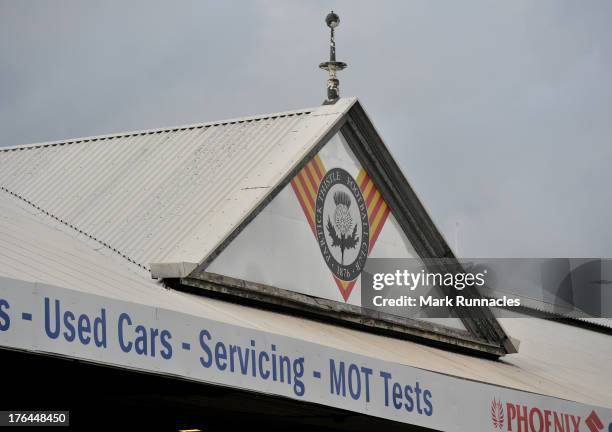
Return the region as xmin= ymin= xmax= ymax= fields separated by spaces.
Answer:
xmin=203 ymin=132 xmax=422 ymax=304
xmin=181 ymin=100 xmax=517 ymax=356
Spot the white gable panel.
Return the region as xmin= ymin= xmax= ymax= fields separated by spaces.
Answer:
xmin=207 ymin=132 xmax=421 ymax=305
xmin=207 ymin=183 xmax=350 ymax=302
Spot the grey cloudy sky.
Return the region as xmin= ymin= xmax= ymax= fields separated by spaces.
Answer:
xmin=1 ymin=0 xmax=611 ymax=258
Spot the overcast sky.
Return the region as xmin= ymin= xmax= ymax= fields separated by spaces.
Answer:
xmin=1 ymin=0 xmax=611 ymax=258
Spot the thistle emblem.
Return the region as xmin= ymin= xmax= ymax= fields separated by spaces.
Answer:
xmin=326 ymin=191 xmax=360 ymax=265
xmin=315 ymin=167 xmax=369 ymax=283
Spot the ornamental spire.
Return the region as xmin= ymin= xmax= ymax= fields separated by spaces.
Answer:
xmin=319 ymin=11 xmax=347 ymax=105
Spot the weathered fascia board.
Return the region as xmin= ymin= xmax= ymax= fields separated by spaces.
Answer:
xmin=179 ymin=271 xmax=506 ymax=358
xmin=340 ymin=103 xmax=518 ymax=355
xmin=151 ymin=262 xmax=197 ymax=279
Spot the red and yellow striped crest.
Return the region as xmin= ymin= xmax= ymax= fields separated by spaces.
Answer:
xmin=291 ymin=155 xmax=390 ymax=301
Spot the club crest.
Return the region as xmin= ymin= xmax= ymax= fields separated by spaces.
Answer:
xmin=291 ymin=155 xmax=390 ymax=301
xmin=315 ymin=168 xmax=369 ymax=281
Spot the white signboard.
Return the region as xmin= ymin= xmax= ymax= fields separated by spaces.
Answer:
xmin=1 ymin=276 xmax=610 ymax=431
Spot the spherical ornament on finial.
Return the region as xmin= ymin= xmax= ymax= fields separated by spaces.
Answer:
xmin=326 ymin=11 xmax=340 ymax=28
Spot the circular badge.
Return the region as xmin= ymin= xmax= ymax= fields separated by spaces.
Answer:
xmin=315 ymin=167 xmax=370 ymax=281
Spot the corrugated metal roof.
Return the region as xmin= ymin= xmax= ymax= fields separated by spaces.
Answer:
xmin=0 ymin=98 xmax=356 ymax=272
xmin=1 ymin=188 xmax=611 ymax=408
xmin=0 ymin=191 xmax=159 ymax=302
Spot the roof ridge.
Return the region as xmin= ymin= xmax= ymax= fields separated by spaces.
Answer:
xmin=0 ymin=106 xmax=314 ymax=152
xmin=0 ymin=185 xmax=147 ymax=271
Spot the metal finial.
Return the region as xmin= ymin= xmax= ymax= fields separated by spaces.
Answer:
xmin=319 ymin=11 xmax=347 ymax=105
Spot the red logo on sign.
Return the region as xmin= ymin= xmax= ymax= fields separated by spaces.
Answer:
xmin=491 ymin=400 xmax=585 ymax=432
xmin=492 ymin=398 xmax=505 ymax=430
xmin=585 ymin=410 xmax=604 ymax=432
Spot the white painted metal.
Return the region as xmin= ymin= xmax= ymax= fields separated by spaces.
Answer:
xmin=0 ymin=98 xmax=357 ymax=274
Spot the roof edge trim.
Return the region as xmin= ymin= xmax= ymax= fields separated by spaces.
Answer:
xmin=151 ymin=262 xmax=198 ymax=279
xmin=0 ymin=104 xmax=324 ymax=152
xmin=177 ymin=271 xmax=507 ymax=358
xmin=341 ymin=101 xmax=518 ymax=354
